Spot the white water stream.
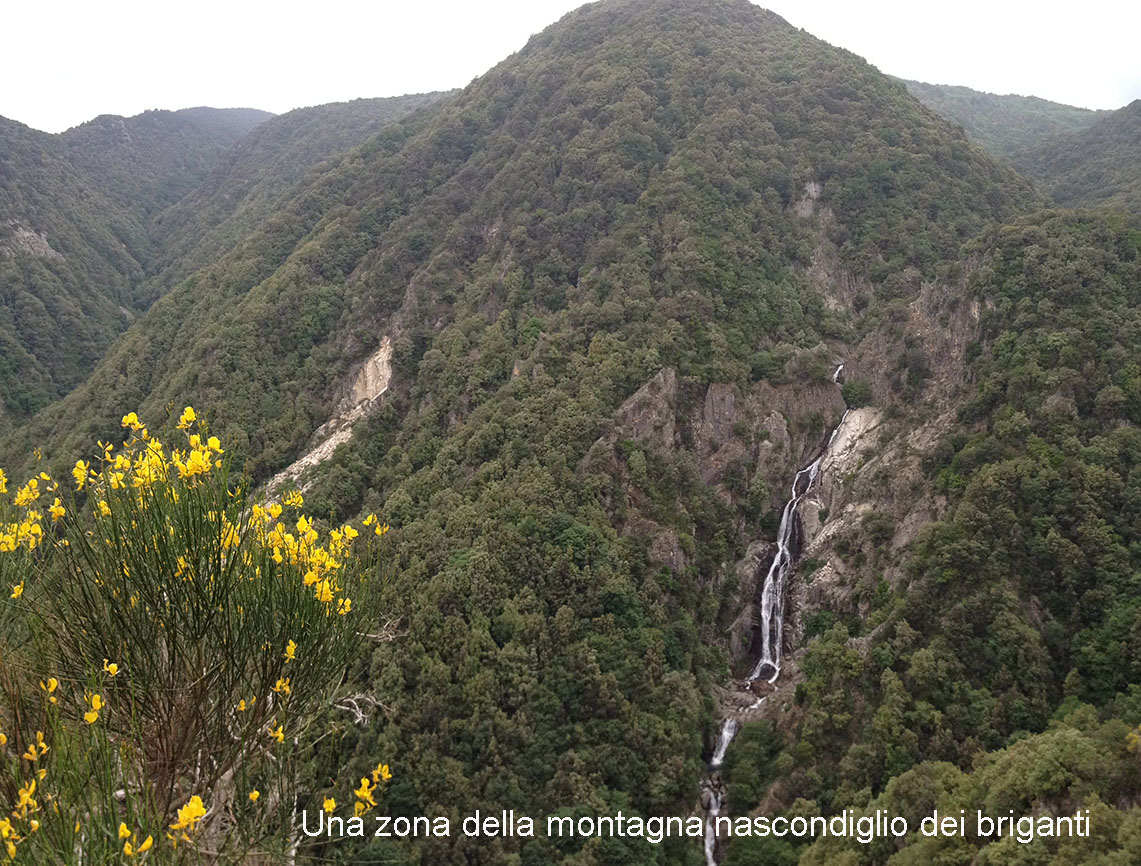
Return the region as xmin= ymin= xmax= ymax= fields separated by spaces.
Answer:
xmin=703 ymin=365 xmax=846 ymax=866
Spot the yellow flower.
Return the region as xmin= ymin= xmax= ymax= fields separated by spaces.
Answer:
xmin=15 ymin=478 xmax=40 ymax=505
xmin=268 ymin=724 xmax=284 ymax=743
xmin=0 ymin=468 xmax=7 ymax=494
xmin=170 ymin=795 xmax=207 ymax=832
xmin=40 ymin=678 xmax=58 ymax=704
xmin=72 ymin=460 xmax=90 ymax=490
xmin=10 ymin=582 xmax=24 ymax=599
xmin=121 ymin=412 xmax=142 ymax=430
xmin=248 ymin=790 xmax=260 ymax=803
xmin=371 ymin=762 xmax=393 ymax=783
xmin=363 ymin=513 xmax=377 ymax=526
xmin=98 ymin=500 xmax=111 ymax=517
xmin=124 ymin=834 xmax=153 ymax=856
xmin=48 ymin=498 xmax=65 ymax=522
xmin=284 ymin=639 xmax=297 ymax=662
xmin=177 ymin=406 xmax=197 ymax=430
xmin=84 ymin=692 xmax=103 ymax=724
xmin=206 ymin=436 xmax=224 ymax=454
xmin=323 ymin=797 xmax=336 ymax=813
xmin=119 ymin=823 xmax=131 ymax=839
xmin=272 ymin=677 xmax=291 ymax=696
xmin=283 ymin=490 xmax=304 ymax=508
xmin=103 ymin=659 xmax=120 ymax=677
xmin=354 ymin=777 xmax=377 ymax=808
xmin=337 ymin=598 xmax=353 ymax=615
xmin=375 ymin=522 xmax=391 ymax=537
xmin=314 ymin=580 xmax=334 ymax=604
xmin=237 ymin=697 xmax=255 ymax=712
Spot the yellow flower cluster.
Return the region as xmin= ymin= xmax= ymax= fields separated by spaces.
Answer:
xmin=0 ymin=472 xmax=53 ymax=558
xmin=40 ymin=409 xmax=375 ymax=617
xmin=168 ymin=794 xmax=207 ymax=846
xmin=0 ymin=407 xmax=391 ymax=860
xmin=118 ymin=822 xmax=153 ymax=856
xmin=324 ymin=760 xmax=393 ymax=819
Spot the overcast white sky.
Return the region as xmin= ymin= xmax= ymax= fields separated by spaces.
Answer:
xmin=4 ymin=0 xmax=1139 ymax=134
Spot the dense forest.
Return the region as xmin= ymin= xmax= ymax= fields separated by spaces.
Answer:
xmin=1011 ymin=100 xmax=1141 ymax=213
xmin=900 ymin=80 xmax=1105 ymax=161
xmin=2 ymin=1 xmax=1140 ymax=864
xmin=0 ymin=95 xmax=446 ymax=425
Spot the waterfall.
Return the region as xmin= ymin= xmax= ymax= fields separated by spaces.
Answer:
xmin=702 ymin=364 xmax=846 ymax=866
xmin=710 ymin=718 xmax=738 ymax=769
xmin=704 ymin=790 xmax=722 ymax=866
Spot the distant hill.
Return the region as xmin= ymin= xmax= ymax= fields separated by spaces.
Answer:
xmin=0 ymin=96 xmax=446 ymax=422
xmin=1012 ymin=99 xmax=1141 ymax=212
xmin=901 ymin=78 xmax=1106 ymax=160
xmin=143 ymin=94 xmax=451 ymax=300
xmin=60 ymin=107 xmax=272 ymax=222
xmin=0 ymin=115 xmax=149 ymax=417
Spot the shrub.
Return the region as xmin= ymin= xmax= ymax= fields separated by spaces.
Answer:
xmin=0 ymin=409 xmax=391 ymax=862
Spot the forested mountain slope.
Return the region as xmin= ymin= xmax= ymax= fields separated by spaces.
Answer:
xmin=144 ymin=94 xmax=451 ymax=299
xmin=1 ymin=1 xmax=1057 ymax=863
xmin=901 ymin=79 xmax=1105 ymax=161
xmin=59 ymin=107 xmax=272 ymax=220
xmin=1012 ymin=100 xmax=1141 ymax=212
xmin=1 ymin=97 xmax=446 ymax=424
xmin=1 ymin=115 xmax=151 ymax=418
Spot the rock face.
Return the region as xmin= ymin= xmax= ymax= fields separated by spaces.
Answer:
xmin=0 ymin=222 xmax=64 ymax=260
xmin=266 ymin=336 xmax=393 ymax=495
xmin=614 ymin=366 xmax=678 ymax=451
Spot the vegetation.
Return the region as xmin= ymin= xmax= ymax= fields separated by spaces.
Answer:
xmin=2 ymin=0 xmax=1140 ymax=864
xmin=900 ymin=79 xmax=1105 ymax=161
xmin=1 ymin=96 xmax=446 ymax=425
xmin=0 ymin=409 xmax=390 ymax=862
xmin=723 ymin=212 xmax=1141 ymax=863
xmin=1013 ymin=101 xmax=1141 ymax=213
xmin=60 ymin=107 xmax=272 ymax=218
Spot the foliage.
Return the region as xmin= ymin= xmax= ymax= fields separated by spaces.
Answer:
xmin=1012 ymin=100 xmax=1141 ymax=213
xmin=900 ymin=79 xmax=1105 ymax=162
xmin=723 ymin=212 xmax=1141 ymax=863
xmin=0 ymin=410 xmax=389 ymax=862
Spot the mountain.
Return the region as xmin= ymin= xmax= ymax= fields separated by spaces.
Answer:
xmin=143 ymin=94 xmax=451 ymax=301
xmin=10 ymin=1 xmax=1141 ymax=864
xmin=0 ymin=97 xmax=446 ymax=425
xmin=901 ymin=79 xmax=1107 ymax=161
xmin=59 ymin=107 xmax=272 ymax=221
xmin=1012 ymin=99 xmax=1141 ymax=212
xmin=2 ymin=0 xmax=1052 ymax=861
xmin=1 ymin=114 xmax=150 ymax=419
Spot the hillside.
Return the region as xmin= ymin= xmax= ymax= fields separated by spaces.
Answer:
xmin=143 ymin=93 xmax=451 ymax=300
xmin=1 ymin=1 xmax=1051 ymax=862
xmin=0 ymin=98 xmax=445 ymax=424
xmin=1013 ymin=99 xmax=1141 ymax=212
xmin=901 ymin=79 xmax=1106 ymax=161
xmin=0 ymin=115 xmax=149 ymax=419
xmin=59 ymin=107 xmax=271 ymax=222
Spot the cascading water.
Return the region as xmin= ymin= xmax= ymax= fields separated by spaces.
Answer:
xmin=702 ymin=365 xmax=846 ymax=866
xmin=709 ymin=718 xmax=738 ymax=769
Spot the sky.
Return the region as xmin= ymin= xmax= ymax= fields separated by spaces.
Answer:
xmin=4 ymin=0 xmax=1139 ymax=134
